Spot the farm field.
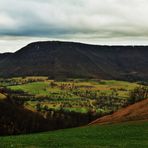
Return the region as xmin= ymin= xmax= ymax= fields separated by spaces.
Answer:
xmin=0 ymin=121 xmax=147 ymax=148
xmin=0 ymin=76 xmax=147 ymax=135
xmin=1 ymin=76 xmax=140 ymax=114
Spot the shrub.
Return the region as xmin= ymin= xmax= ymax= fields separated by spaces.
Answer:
xmin=128 ymin=86 xmax=148 ymax=104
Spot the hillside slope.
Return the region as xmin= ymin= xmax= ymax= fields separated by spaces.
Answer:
xmin=0 ymin=121 xmax=147 ymax=148
xmin=0 ymin=99 xmax=53 ymax=135
xmin=0 ymin=41 xmax=148 ymax=80
xmin=90 ymin=99 xmax=148 ymax=125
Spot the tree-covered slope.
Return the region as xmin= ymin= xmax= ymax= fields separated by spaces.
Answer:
xmin=0 ymin=41 xmax=148 ymax=81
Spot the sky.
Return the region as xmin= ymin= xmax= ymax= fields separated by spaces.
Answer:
xmin=1 ymin=0 xmax=148 ymax=53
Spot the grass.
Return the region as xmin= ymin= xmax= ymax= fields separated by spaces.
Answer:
xmin=8 ymin=80 xmax=139 ymax=98
xmin=8 ymin=82 xmax=50 ymax=96
xmin=64 ymin=107 xmax=88 ymax=113
xmin=0 ymin=77 xmax=147 ymax=147
xmin=0 ymin=121 xmax=147 ymax=148
xmin=6 ymin=78 xmax=140 ymax=114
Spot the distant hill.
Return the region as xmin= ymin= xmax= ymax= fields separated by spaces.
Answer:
xmin=0 ymin=53 xmax=12 ymax=60
xmin=0 ymin=41 xmax=148 ymax=81
xmin=90 ymin=99 xmax=148 ymax=125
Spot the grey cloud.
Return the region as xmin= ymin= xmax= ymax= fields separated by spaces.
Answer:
xmin=1 ymin=0 xmax=148 ymax=52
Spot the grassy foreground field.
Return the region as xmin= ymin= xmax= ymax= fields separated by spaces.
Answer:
xmin=0 ymin=121 xmax=148 ymax=148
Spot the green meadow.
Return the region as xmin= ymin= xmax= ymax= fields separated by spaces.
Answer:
xmin=0 ymin=77 xmax=147 ymax=147
xmin=2 ymin=77 xmax=139 ymax=114
xmin=0 ymin=121 xmax=147 ymax=148
xmin=8 ymin=79 xmax=138 ymax=98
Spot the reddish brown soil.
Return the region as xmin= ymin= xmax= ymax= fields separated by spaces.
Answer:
xmin=90 ymin=99 xmax=148 ymax=125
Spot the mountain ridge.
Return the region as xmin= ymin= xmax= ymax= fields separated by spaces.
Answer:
xmin=0 ymin=41 xmax=148 ymax=80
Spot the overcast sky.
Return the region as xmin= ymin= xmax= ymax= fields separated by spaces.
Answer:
xmin=1 ymin=0 xmax=148 ymax=53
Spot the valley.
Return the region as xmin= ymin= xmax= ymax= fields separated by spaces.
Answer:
xmin=1 ymin=0 xmax=148 ymax=146
xmin=0 ymin=76 xmax=147 ymax=136
xmin=0 ymin=42 xmax=148 ymax=147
